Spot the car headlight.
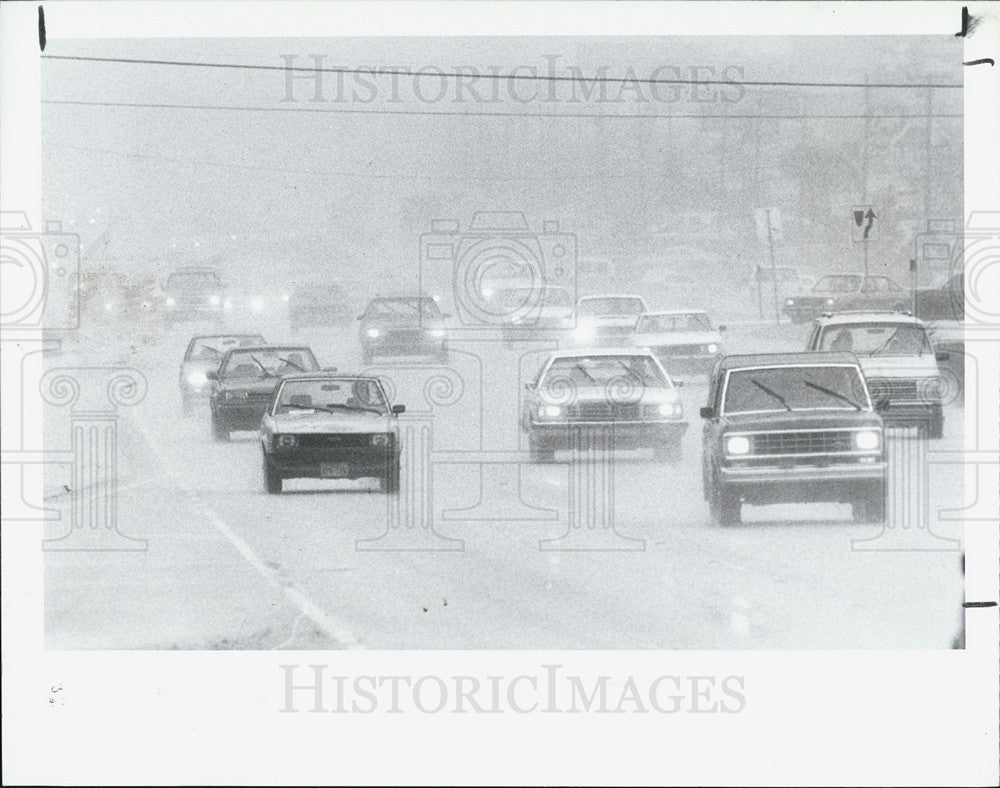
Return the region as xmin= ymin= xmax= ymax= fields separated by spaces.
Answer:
xmin=538 ymin=404 xmax=561 ymax=418
xmin=707 ymin=343 xmax=718 ymax=353
xmin=165 ymin=297 xmax=176 ymax=307
xmin=785 ymin=298 xmax=794 ymax=306
xmin=726 ymin=435 xmax=751 ymax=455
xmin=276 ymin=434 xmax=297 ymax=448
xmin=210 ymin=295 xmax=221 ymax=306
xmin=187 ymin=371 xmax=208 ymax=387
xmin=921 ymin=376 xmax=943 ymax=401
xmin=854 ymin=430 xmax=880 ymax=450
xmin=281 ymin=293 xmax=290 ymax=303
xmin=825 ymin=298 xmax=835 ymax=306
xmin=658 ymin=402 xmax=682 ymax=418
xmin=429 ymin=328 xmax=445 ymax=337
xmin=367 ymin=328 xmax=380 ymax=338
xmin=371 ymin=433 xmax=390 ymax=446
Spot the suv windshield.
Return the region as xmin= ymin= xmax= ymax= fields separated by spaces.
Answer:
xmin=543 ymin=355 xmax=668 ymax=389
xmin=819 ymin=323 xmax=932 ymax=355
xmin=812 ymin=275 xmax=861 ymax=294
xmin=577 ymin=297 xmax=645 ymax=316
xmin=724 ymin=365 xmax=869 ymax=414
xmin=188 ymin=335 xmax=265 ymax=361
xmin=167 ymin=272 xmax=220 ymax=290
xmin=367 ymin=299 xmax=440 ymax=318
xmin=274 ymin=378 xmax=388 ymax=415
xmin=638 ymin=313 xmax=712 ymax=332
xmin=221 ymin=348 xmax=318 ymax=378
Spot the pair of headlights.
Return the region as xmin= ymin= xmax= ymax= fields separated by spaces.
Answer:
xmin=724 ymin=430 xmax=881 ymax=455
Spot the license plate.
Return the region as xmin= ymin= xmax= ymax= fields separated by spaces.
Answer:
xmin=320 ymin=463 xmax=349 ymax=479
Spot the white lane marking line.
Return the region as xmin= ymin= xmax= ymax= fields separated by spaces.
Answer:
xmin=136 ymin=417 xmax=363 ymax=649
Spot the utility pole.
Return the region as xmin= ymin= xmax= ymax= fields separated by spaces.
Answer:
xmin=766 ymin=208 xmax=780 ymax=326
xmin=924 ymin=86 xmax=933 ymax=218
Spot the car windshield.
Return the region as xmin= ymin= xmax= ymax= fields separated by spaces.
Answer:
xmin=812 ymin=275 xmax=861 ymax=294
xmin=506 ymin=287 xmax=574 ymax=309
xmin=167 ymin=272 xmax=220 ymax=289
xmin=577 ymin=297 xmax=646 ymax=316
xmin=819 ymin=323 xmax=932 ymax=355
xmin=724 ymin=365 xmax=869 ymax=414
xmin=220 ymin=348 xmax=318 ymax=378
xmin=367 ymin=299 xmax=440 ymax=317
xmin=542 ymin=355 xmax=668 ymax=389
xmin=188 ymin=336 xmax=265 ymax=361
xmin=273 ymin=378 xmax=388 ymax=415
xmin=637 ymin=313 xmax=712 ymax=333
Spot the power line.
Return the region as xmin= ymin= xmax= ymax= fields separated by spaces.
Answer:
xmin=41 ymin=54 xmax=964 ymax=90
xmin=41 ymin=98 xmax=963 ymax=120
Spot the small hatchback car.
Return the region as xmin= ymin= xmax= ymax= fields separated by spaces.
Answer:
xmin=630 ymin=309 xmax=726 ymax=376
xmin=805 ymin=312 xmax=947 ymax=438
xmin=179 ymin=334 xmax=265 ymax=414
xmin=208 ymin=345 xmax=320 ymax=440
xmin=521 ymin=347 xmax=687 ymax=462
xmin=260 ymin=374 xmax=405 ymax=494
xmin=700 ymin=352 xmax=887 ymax=526
xmin=358 ymin=296 xmax=448 ymax=365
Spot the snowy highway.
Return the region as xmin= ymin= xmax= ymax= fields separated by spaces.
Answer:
xmin=42 ymin=316 xmax=965 ymax=650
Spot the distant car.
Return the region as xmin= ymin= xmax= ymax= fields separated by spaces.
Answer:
xmin=288 ymin=283 xmax=353 ymax=334
xmin=358 ymin=296 xmax=448 ymax=365
xmin=571 ymin=294 xmax=649 ymax=346
xmin=163 ymin=266 xmax=228 ymax=328
xmin=497 ymin=284 xmax=576 ymax=340
xmin=521 ymin=347 xmax=687 ymax=463
xmin=630 ymin=310 xmax=726 ymax=376
xmin=805 ymin=312 xmax=947 ymax=438
xmin=179 ymin=334 xmax=266 ymax=414
xmin=208 ymin=345 xmax=320 ymax=441
xmin=259 ymin=373 xmax=405 ymax=494
xmin=783 ymin=274 xmax=908 ymax=323
xmin=700 ymin=351 xmax=887 ymax=526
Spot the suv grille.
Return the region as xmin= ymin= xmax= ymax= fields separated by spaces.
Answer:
xmin=750 ymin=430 xmax=856 ymax=456
xmin=866 ymin=378 xmax=920 ymax=402
xmin=295 ymin=434 xmax=378 ymax=448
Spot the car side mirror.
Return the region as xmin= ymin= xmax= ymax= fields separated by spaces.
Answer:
xmin=718 ymin=325 xmax=727 ymax=332
xmin=935 ymin=351 xmax=950 ymax=362
xmin=206 ymin=371 xmax=218 ymax=381
xmin=699 ymin=406 xmax=714 ymax=419
xmin=391 ymin=404 xmax=406 ymax=414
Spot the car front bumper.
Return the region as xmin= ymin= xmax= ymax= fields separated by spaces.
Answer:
xmin=267 ymin=446 xmax=399 ymax=479
xmin=213 ymin=401 xmax=270 ymax=430
xmin=527 ymin=420 xmax=688 ymax=450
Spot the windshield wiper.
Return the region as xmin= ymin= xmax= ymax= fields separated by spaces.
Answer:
xmin=277 ymin=355 xmax=308 ymax=372
xmin=749 ymin=378 xmax=792 ymax=411
xmin=803 ymin=380 xmax=861 ymax=410
xmin=248 ymin=355 xmax=271 ymax=377
xmin=869 ymin=328 xmax=899 ymax=356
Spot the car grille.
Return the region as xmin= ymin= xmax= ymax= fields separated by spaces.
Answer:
xmin=866 ymin=378 xmax=920 ymax=402
xmin=294 ymin=434 xmax=380 ymax=448
xmin=379 ymin=328 xmax=425 ymax=342
xmin=749 ymin=430 xmax=856 ymax=456
xmin=563 ymin=402 xmax=642 ymax=421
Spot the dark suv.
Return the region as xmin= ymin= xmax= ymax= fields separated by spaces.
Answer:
xmin=700 ymin=352 xmax=887 ymax=525
xmin=358 ymin=296 xmax=448 ymax=365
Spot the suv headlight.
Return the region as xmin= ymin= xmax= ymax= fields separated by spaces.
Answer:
xmin=538 ymin=404 xmax=561 ymax=418
xmin=921 ymin=376 xmax=943 ymax=401
xmin=854 ymin=430 xmax=880 ymax=450
xmin=276 ymin=434 xmax=297 ymax=448
xmin=655 ymin=402 xmax=682 ymax=419
xmin=726 ymin=435 xmax=751 ymax=455
xmin=371 ymin=433 xmax=390 ymax=446
xmin=429 ymin=328 xmax=445 ymax=337
xmin=187 ymin=371 xmax=208 ymax=387
xmin=367 ymin=328 xmax=380 ymax=338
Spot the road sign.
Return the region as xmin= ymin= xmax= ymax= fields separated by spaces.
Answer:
xmin=852 ymin=205 xmax=877 ymax=242
xmin=755 ymin=207 xmax=782 ymax=245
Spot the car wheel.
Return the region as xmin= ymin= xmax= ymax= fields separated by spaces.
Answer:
xmin=211 ymin=415 xmax=230 ymax=442
xmin=654 ymin=440 xmax=682 ymax=464
xmin=709 ymin=486 xmax=741 ymax=526
xmin=262 ymin=453 xmax=282 ymax=494
xmin=852 ymin=485 xmax=885 ymax=523
xmin=383 ymin=461 xmax=400 ymax=494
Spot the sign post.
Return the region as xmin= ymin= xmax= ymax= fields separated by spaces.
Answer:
xmin=755 ymin=207 xmax=783 ymax=324
xmin=852 ymin=205 xmax=877 ymax=278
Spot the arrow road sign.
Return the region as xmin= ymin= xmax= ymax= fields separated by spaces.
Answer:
xmin=852 ymin=205 xmax=877 ymax=242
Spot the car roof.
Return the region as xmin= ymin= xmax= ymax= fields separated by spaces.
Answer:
xmin=718 ymin=351 xmax=861 ymax=370
xmin=277 ymin=373 xmax=374 ymax=382
xmin=577 ymin=293 xmax=645 ymax=301
xmin=547 ymin=347 xmax=659 ymax=360
xmin=220 ymin=345 xmax=314 ymax=356
xmin=814 ymin=312 xmax=925 ymax=326
xmin=190 ymin=333 xmax=265 ymax=340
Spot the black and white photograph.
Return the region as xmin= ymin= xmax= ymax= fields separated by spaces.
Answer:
xmin=2 ymin=1 xmax=997 ymax=784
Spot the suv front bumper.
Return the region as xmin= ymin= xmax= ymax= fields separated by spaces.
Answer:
xmin=718 ymin=460 xmax=886 ymax=504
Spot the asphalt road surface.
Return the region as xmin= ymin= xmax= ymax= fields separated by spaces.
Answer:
xmin=42 ymin=315 xmax=965 ymax=649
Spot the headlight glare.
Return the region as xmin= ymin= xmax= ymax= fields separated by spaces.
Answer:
xmin=367 ymin=328 xmax=380 ymax=338
xmin=855 ymin=430 xmax=880 ymax=450
xmin=429 ymin=328 xmax=445 ymax=337
xmin=726 ymin=435 xmax=751 ymax=455
xmin=210 ymin=295 xmax=221 ymax=306
xmin=707 ymin=343 xmax=718 ymax=353
xmin=187 ymin=371 xmax=208 ymax=386
xmin=538 ymin=404 xmax=561 ymax=418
